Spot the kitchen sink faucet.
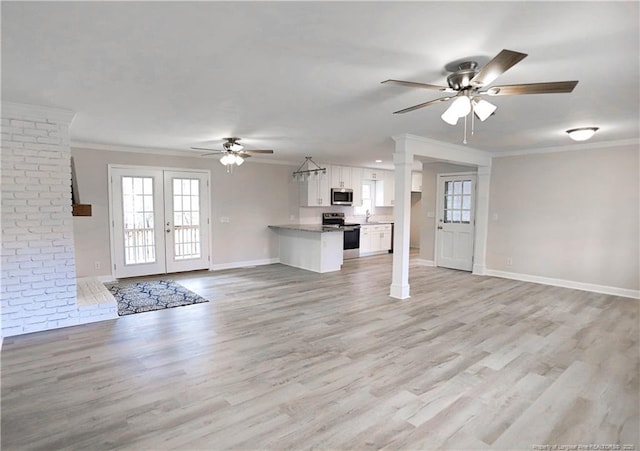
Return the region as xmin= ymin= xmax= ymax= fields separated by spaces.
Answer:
xmin=365 ymin=209 xmax=371 ymax=222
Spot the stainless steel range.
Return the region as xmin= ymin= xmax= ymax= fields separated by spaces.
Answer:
xmin=322 ymin=212 xmax=360 ymax=259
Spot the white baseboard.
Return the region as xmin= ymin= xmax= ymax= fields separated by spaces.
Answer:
xmin=484 ymin=269 xmax=640 ymax=299
xmin=414 ymin=258 xmax=435 ymax=267
xmin=210 ymin=258 xmax=280 ymax=271
xmin=472 ymin=264 xmax=487 ymax=275
xmin=94 ymin=275 xmax=117 ymax=283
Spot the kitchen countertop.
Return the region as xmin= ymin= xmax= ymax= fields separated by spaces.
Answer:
xmin=268 ymin=224 xmax=344 ymax=233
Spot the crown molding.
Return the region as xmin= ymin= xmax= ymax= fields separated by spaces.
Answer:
xmin=71 ymin=141 xmax=298 ymax=167
xmin=1 ymin=101 xmax=76 ymax=124
xmin=493 ymin=138 xmax=640 ymax=157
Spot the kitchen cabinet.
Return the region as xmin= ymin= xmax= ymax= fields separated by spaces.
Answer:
xmin=362 ymin=168 xmax=381 ymax=180
xmin=375 ymin=170 xmax=395 ymax=207
xmin=299 ymin=168 xmax=330 ymax=207
xmin=351 ymin=167 xmax=363 ymax=207
xmin=330 ymin=165 xmax=352 ymax=189
xmin=360 ymin=223 xmax=392 ymax=256
xmin=411 ymin=172 xmax=422 ymax=192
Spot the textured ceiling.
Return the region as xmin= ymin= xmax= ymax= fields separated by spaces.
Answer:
xmin=2 ymin=1 xmax=638 ymax=167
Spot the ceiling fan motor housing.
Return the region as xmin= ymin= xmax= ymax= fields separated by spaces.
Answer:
xmin=447 ymin=61 xmax=479 ymax=90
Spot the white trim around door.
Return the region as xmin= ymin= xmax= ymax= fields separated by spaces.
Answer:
xmin=108 ymin=165 xmax=211 ymax=279
xmin=434 ymin=172 xmax=477 ymax=271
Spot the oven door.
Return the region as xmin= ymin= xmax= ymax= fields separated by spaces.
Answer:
xmin=343 ymin=226 xmax=360 ymax=259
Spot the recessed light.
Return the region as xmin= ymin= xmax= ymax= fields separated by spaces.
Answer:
xmin=375 ymin=160 xmax=382 ymax=163
xmin=566 ymin=127 xmax=599 ymax=141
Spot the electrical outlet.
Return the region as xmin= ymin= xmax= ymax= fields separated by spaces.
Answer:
xmin=506 ymin=257 xmax=513 ymax=266
xmin=94 ymin=261 xmax=101 ymax=270
xmin=492 ymin=213 xmax=499 ymax=221
xmin=220 ymin=217 xmax=230 ymax=223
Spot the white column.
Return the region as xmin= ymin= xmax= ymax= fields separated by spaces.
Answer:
xmin=390 ymin=147 xmax=413 ymax=299
xmin=1 ymin=102 xmax=77 ymax=337
xmin=472 ymin=165 xmax=491 ymax=275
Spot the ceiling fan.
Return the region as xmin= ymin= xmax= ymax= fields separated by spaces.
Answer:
xmin=191 ymin=137 xmax=274 ymax=171
xmin=382 ymin=49 xmax=578 ymax=141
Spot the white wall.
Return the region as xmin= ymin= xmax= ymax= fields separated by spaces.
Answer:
xmin=71 ymin=147 xmax=298 ymax=277
xmin=486 ymin=145 xmax=639 ymax=294
xmin=410 ymin=192 xmax=421 ymax=248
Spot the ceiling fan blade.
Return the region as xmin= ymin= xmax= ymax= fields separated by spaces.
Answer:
xmin=191 ymin=146 xmax=223 ymax=153
xmin=470 ymin=49 xmax=528 ymax=87
xmin=382 ymin=79 xmax=452 ymax=92
xmin=244 ymin=149 xmax=274 ymax=154
xmin=393 ymin=96 xmax=452 ymax=114
xmin=486 ymin=80 xmax=579 ymax=96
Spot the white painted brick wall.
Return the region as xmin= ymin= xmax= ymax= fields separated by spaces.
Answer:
xmin=1 ymin=103 xmax=80 ymax=337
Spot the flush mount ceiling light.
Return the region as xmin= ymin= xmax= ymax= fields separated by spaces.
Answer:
xmin=566 ymin=127 xmax=599 ymax=141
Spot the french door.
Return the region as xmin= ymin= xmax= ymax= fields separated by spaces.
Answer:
xmin=110 ymin=167 xmax=210 ymax=278
xmin=435 ymin=173 xmax=476 ymax=271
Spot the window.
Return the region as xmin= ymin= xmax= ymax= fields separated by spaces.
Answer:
xmin=443 ymin=179 xmax=472 ymax=224
xmin=354 ymin=180 xmax=375 ymax=216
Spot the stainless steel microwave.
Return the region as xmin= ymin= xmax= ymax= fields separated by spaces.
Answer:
xmin=331 ymin=188 xmax=353 ymax=206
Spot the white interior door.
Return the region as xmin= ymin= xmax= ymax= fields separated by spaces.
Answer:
xmin=110 ymin=167 xmax=210 ymax=278
xmin=435 ymin=174 xmax=476 ymax=271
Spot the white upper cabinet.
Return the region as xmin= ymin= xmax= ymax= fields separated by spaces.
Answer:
xmin=375 ymin=170 xmax=395 ymax=207
xmin=330 ymin=165 xmax=352 ymax=189
xmin=351 ymin=167 xmax=363 ymax=207
xmin=411 ymin=172 xmax=423 ymax=192
xmin=362 ymin=168 xmax=381 ymax=180
xmin=299 ymin=165 xmax=330 ymax=207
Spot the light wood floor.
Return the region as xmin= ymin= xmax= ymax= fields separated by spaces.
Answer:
xmin=2 ymin=254 xmax=638 ymax=450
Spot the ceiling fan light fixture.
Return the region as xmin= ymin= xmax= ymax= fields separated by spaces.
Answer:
xmin=441 ymin=106 xmax=459 ymax=125
xmin=566 ymin=127 xmax=599 ymax=141
xmin=234 ymin=154 xmax=245 ymax=166
xmin=219 ymin=153 xmax=235 ymax=166
xmin=229 ymin=143 xmax=244 ymax=152
xmin=472 ymin=98 xmax=497 ymax=121
xmin=450 ymin=96 xmax=472 ymax=118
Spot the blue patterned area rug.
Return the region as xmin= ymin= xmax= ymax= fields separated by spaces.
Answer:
xmin=107 ymin=280 xmax=209 ymax=316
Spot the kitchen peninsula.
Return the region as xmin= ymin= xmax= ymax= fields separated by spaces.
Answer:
xmin=268 ymin=224 xmax=344 ymax=273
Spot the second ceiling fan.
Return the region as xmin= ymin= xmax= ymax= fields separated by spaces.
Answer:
xmin=191 ymin=137 xmax=274 ymax=172
xmin=382 ymin=49 xmax=578 ymax=135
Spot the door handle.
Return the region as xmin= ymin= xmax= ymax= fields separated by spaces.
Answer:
xmin=437 ymin=226 xmax=443 ymax=230
xmin=166 ymin=228 xmax=172 ymax=233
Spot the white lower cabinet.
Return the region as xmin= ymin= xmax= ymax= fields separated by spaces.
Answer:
xmin=360 ymin=224 xmax=392 ymax=256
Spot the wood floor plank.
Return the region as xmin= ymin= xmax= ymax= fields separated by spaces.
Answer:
xmin=2 ymin=254 xmax=638 ymax=450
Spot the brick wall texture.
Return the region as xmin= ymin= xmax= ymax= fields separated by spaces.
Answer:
xmin=1 ymin=104 xmax=78 ymax=337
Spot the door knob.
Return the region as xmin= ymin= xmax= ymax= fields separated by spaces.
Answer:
xmin=166 ymin=229 xmax=171 ymax=233
xmin=437 ymin=226 xmax=443 ymax=230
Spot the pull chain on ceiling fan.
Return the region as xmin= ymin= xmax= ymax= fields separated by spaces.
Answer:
xmin=382 ymin=49 xmax=579 ymax=143
xmin=191 ymin=137 xmax=274 ymax=173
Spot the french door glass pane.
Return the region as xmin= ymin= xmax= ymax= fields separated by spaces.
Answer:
xmin=122 ymin=176 xmax=156 ymax=265
xmin=173 ymin=178 xmax=201 ymax=260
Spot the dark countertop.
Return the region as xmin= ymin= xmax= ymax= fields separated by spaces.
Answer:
xmin=268 ymin=224 xmax=344 ymax=233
